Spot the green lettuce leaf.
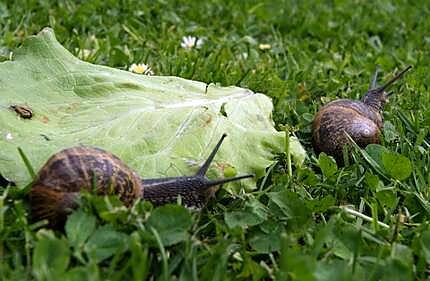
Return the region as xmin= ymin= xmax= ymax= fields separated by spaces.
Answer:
xmin=0 ymin=28 xmax=305 ymax=189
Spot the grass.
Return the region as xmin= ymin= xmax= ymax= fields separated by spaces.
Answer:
xmin=1 ymin=0 xmax=430 ymax=280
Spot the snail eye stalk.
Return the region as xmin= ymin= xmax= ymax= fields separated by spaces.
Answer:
xmin=376 ymin=65 xmax=412 ymax=93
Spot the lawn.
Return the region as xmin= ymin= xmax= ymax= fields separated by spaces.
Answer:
xmin=1 ymin=0 xmax=430 ymax=280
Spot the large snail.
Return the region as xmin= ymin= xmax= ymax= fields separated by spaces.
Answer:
xmin=312 ymin=65 xmax=412 ymax=164
xmin=29 ymin=134 xmax=253 ymax=228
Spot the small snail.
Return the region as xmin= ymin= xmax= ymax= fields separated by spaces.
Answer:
xmin=30 ymin=134 xmax=253 ymax=228
xmin=312 ymin=65 xmax=412 ymax=164
xmin=10 ymin=104 xmax=33 ymax=119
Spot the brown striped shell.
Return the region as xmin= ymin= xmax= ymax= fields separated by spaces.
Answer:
xmin=312 ymin=99 xmax=382 ymax=164
xmin=30 ymin=147 xmax=142 ymax=228
xmin=312 ymin=65 xmax=411 ymax=165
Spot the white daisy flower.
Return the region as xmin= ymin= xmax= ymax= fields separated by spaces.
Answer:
xmin=5 ymin=133 xmax=13 ymax=140
xmin=181 ymin=36 xmax=204 ymax=50
xmin=128 ymin=63 xmax=154 ymax=75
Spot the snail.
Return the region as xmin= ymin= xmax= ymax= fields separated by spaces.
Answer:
xmin=29 ymin=134 xmax=253 ymax=228
xmin=10 ymin=104 xmax=33 ymax=119
xmin=312 ymin=65 xmax=412 ymax=164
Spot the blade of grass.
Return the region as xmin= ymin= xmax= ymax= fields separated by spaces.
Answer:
xmin=150 ymin=226 xmax=168 ymax=281
xmin=17 ymin=147 xmax=36 ymax=180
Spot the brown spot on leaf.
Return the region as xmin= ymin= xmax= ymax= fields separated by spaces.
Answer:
xmin=41 ymin=116 xmax=50 ymax=123
xmin=205 ymin=116 xmax=212 ymax=126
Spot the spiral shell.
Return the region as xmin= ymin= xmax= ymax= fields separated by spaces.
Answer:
xmin=30 ymin=147 xmax=142 ymax=227
xmin=312 ymin=99 xmax=382 ymax=164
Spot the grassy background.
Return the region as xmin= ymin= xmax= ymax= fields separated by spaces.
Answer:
xmin=1 ymin=0 xmax=430 ymax=280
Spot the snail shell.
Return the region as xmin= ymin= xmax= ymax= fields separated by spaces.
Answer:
xmin=312 ymin=99 xmax=382 ymax=163
xmin=311 ymin=65 xmax=411 ymax=164
xmin=30 ymin=147 xmax=142 ymax=227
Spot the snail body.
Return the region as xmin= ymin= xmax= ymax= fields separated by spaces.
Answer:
xmin=30 ymin=134 xmax=253 ymax=228
xmin=312 ymin=66 xmax=411 ymax=164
